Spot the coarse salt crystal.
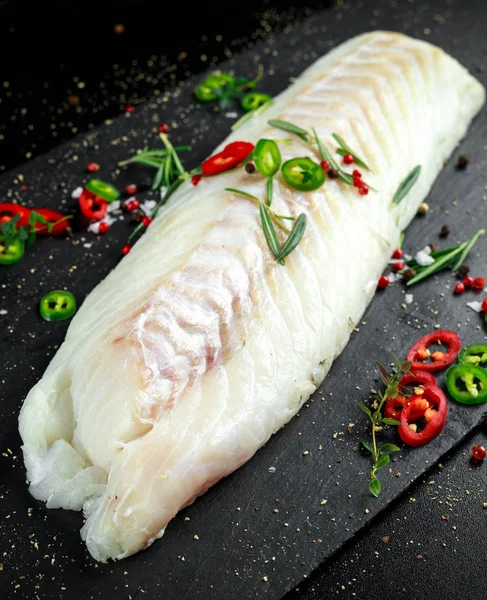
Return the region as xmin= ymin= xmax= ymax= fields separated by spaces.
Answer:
xmin=268 ymin=466 xmax=276 ymax=473
xmin=415 ymin=250 xmax=435 ymax=266
xmin=225 ymin=112 xmax=238 ymax=119
xmin=83 ymin=243 xmax=92 ymax=249
xmin=142 ymin=200 xmax=157 ymax=212
xmin=467 ymin=301 xmax=483 ymax=313
xmin=71 ymin=186 xmax=83 ymax=199
xmin=405 ymin=294 xmax=414 ymax=304
xmin=159 ymin=187 xmax=168 ymax=200
xmin=107 ymin=200 xmax=121 ymax=214
xmin=388 ymin=272 xmax=403 ymax=283
xmin=0 ymin=309 xmax=7 ymax=315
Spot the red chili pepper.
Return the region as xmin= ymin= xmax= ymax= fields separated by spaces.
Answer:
xmin=398 ymin=385 xmax=448 ymax=447
xmin=32 ymin=208 xmax=72 ymax=235
xmin=384 ymin=370 xmax=437 ymax=420
xmin=201 ymin=141 xmax=254 ymax=176
xmin=0 ymin=203 xmax=31 ymax=227
xmin=406 ymin=330 xmax=461 ymax=372
xmin=78 ymin=188 xmax=108 ymax=221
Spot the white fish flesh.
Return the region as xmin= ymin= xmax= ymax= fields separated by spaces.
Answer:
xmin=19 ymin=31 xmax=484 ymax=561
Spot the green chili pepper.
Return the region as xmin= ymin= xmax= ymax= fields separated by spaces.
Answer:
xmin=194 ymin=73 xmax=235 ymax=103
xmin=0 ymin=235 xmax=25 ymax=265
xmin=458 ymin=344 xmax=487 ymax=367
xmin=85 ymin=179 xmax=120 ymax=203
xmin=253 ymin=139 xmax=281 ymax=178
xmin=281 ymin=157 xmax=326 ymax=192
xmin=445 ymin=364 xmax=487 ymax=404
xmin=241 ymin=92 xmax=272 ymax=112
xmin=40 ymin=290 xmax=77 ymax=322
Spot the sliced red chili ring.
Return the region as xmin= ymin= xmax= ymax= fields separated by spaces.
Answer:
xmin=406 ymin=330 xmax=461 ymax=372
xmin=383 ymin=370 xmax=436 ymax=421
xmin=201 ymin=141 xmax=255 ymax=176
xmin=78 ymin=189 xmax=109 ymax=221
xmin=398 ymin=385 xmax=448 ymax=447
xmin=0 ymin=203 xmax=31 ymax=228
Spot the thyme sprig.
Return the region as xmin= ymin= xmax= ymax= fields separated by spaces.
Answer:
xmin=358 ymin=357 xmax=412 ymax=497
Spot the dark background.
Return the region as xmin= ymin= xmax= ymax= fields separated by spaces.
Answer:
xmin=2 ymin=1 xmax=487 ymax=599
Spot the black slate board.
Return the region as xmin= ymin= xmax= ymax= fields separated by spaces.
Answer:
xmin=1 ymin=1 xmax=487 ymax=598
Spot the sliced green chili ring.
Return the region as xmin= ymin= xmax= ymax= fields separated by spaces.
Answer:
xmin=0 ymin=235 xmax=24 ymax=265
xmin=445 ymin=364 xmax=487 ymax=404
xmin=253 ymin=139 xmax=281 ymax=178
xmin=40 ymin=290 xmax=77 ymax=322
xmin=241 ymin=92 xmax=272 ymax=113
xmin=459 ymin=344 xmax=487 ymax=367
xmin=195 ymin=73 xmax=235 ymax=103
xmin=85 ymin=179 xmax=120 ymax=203
xmin=281 ymin=157 xmax=326 ymax=192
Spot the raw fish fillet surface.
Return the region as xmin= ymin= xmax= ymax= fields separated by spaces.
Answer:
xmin=19 ymin=31 xmax=485 ymax=561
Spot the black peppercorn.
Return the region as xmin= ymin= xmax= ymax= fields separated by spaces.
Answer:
xmin=439 ymin=225 xmax=451 ymax=238
xmin=245 ymin=162 xmax=256 ymax=174
xmin=327 ymin=168 xmax=339 ymax=179
xmin=131 ymin=209 xmax=145 ymax=223
xmin=428 ymin=243 xmax=437 ymax=252
xmin=402 ymin=268 xmax=417 ymax=283
xmin=458 ymin=263 xmax=470 ymax=277
xmin=456 ymin=155 xmax=470 ymax=169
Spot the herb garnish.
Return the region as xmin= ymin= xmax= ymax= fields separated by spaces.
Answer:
xmin=392 ymin=166 xmax=421 ymax=205
xmin=357 ymin=357 xmax=411 ymax=497
xmin=405 ymin=229 xmax=485 ymax=286
xmin=232 ymin=99 xmax=274 ymax=131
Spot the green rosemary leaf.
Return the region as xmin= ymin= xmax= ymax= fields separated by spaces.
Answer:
xmin=311 ymin=128 xmax=357 ymax=186
xmin=266 ymin=177 xmax=273 ymax=207
xmin=333 ymin=133 xmax=372 ymax=171
xmin=450 ymin=228 xmax=485 ymax=271
xmin=406 ymin=243 xmax=466 ymax=286
xmin=231 ymin=99 xmax=274 ymax=131
xmin=152 ymin=159 xmax=165 ymax=191
xmin=379 ymin=443 xmax=401 ymax=454
xmin=275 ymin=213 xmax=307 ymax=261
xmin=392 ymin=165 xmax=421 ymax=205
xmin=369 ymin=479 xmax=381 ymax=497
xmin=268 ymin=119 xmax=309 ymax=143
xmin=225 ymin=188 xmax=260 ymax=204
xmin=259 ymin=203 xmax=283 ymax=263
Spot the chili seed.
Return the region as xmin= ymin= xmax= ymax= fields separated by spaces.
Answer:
xmin=122 ymin=244 xmax=131 ymax=255
xmin=87 ymin=162 xmax=100 ymax=173
xmin=439 ymin=225 xmax=451 ymax=238
xmin=458 ymin=263 xmax=470 ymax=277
xmin=454 ymin=282 xmax=465 ymax=294
xmin=402 ymin=267 xmax=417 ymax=283
xmin=125 ymin=184 xmax=138 ymax=195
xmin=327 ymin=168 xmax=339 ymax=179
xmin=245 ymin=163 xmax=256 ymax=174
xmin=343 ymin=153 xmax=354 ymax=165
xmin=377 ymin=275 xmax=389 ymax=289
xmin=417 ymin=202 xmax=429 ymax=215
xmin=472 ymin=444 xmax=487 ymax=461
xmin=456 ymin=154 xmax=470 ymax=169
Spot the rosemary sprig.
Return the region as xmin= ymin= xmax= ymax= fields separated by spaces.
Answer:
xmin=357 ymin=357 xmax=411 ymax=497
xmin=225 ymin=187 xmax=292 ymax=233
xmin=268 ymin=119 xmax=310 ymax=143
xmin=231 ymin=99 xmax=274 ymax=131
xmin=392 ymin=166 xmax=421 ymax=205
xmin=332 ymin=133 xmax=371 ymax=172
xmin=312 ymin=128 xmax=354 ymax=185
xmin=405 ymin=229 xmax=485 ymax=286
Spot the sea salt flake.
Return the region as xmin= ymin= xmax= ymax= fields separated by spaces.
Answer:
xmin=415 ymin=250 xmax=435 ymax=266
xmin=71 ymin=186 xmax=83 ymax=199
xmin=405 ymin=293 xmax=414 ymax=304
xmin=225 ymin=112 xmax=238 ymax=118
xmin=268 ymin=466 xmax=276 ymax=473
xmin=0 ymin=309 xmax=7 ymax=315
xmin=467 ymin=300 xmax=483 ymax=313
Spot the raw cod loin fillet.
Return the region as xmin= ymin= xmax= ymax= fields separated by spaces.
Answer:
xmin=19 ymin=31 xmax=485 ymax=561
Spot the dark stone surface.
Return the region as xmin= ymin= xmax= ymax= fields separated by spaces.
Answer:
xmin=1 ymin=1 xmax=487 ymax=599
